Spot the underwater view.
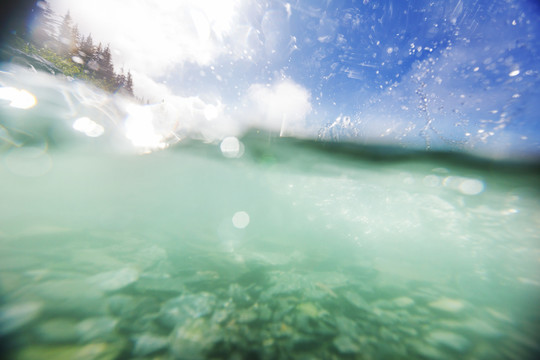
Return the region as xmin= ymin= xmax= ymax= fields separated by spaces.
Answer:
xmin=1 ymin=0 xmax=540 ymax=359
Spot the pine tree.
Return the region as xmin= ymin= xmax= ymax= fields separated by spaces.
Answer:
xmin=116 ymin=67 xmax=126 ymax=90
xmin=57 ymin=11 xmax=74 ymax=55
xmin=100 ymin=45 xmax=115 ymax=80
xmin=79 ymin=33 xmax=95 ymax=67
xmin=70 ymin=24 xmax=80 ymax=57
xmin=125 ymin=71 xmax=134 ymax=96
xmin=87 ymin=42 xmax=102 ymax=73
xmin=8 ymin=4 xmax=135 ymax=96
xmin=31 ymin=0 xmax=57 ymax=48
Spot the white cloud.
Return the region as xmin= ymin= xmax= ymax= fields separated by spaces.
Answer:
xmin=245 ymin=79 xmax=312 ymax=135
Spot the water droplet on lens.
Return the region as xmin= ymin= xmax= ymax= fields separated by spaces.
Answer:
xmin=232 ymin=211 xmax=250 ymax=229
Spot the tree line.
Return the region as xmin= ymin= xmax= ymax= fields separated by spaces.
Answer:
xmin=18 ymin=1 xmax=134 ymax=96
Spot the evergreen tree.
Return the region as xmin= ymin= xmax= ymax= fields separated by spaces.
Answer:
xmin=87 ymin=42 xmax=102 ymax=73
xmin=125 ymin=71 xmax=134 ymax=96
xmin=31 ymin=0 xmax=57 ymax=48
xmin=57 ymin=11 xmax=74 ymax=55
xmin=97 ymin=44 xmax=115 ymax=83
xmin=116 ymin=67 xmax=126 ymax=90
xmin=8 ymin=4 xmax=135 ymax=96
xmin=79 ymin=33 xmax=95 ymax=67
xmin=70 ymin=24 xmax=80 ymax=57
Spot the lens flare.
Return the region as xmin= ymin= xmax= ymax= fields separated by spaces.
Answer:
xmin=0 ymin=87 xmax=37 ymax=109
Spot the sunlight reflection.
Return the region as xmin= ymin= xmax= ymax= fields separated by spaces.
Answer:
xmin=220 ymin=136 xmax=244 ymax=158
xmin=232 ymin=211 xmax=250 ymax=229
xmin=0 ymin=87 xmax=37 ymax=109
xmin=124 ymin=104 xmax=166 ymax=150
xmin=443 ymin=176 xmax=485 ymax=196
xmin=72 ymin=117 xmax=104 ymax=137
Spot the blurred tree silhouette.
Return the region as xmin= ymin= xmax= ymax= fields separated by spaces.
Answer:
xmin=1 ymin=0 xmax=134 ymax=96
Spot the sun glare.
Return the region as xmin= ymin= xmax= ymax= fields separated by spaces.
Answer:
xmin=0 ymin=87 xmax=37 ymax=109
xmin=51 ymin=0 xmax=242 ymax=77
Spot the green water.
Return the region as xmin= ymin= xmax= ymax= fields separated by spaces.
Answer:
xmin=1 ymin=129 xmax=539 ymax=359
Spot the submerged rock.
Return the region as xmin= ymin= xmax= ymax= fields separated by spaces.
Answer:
xmin=170 ymin=318 xmax=222 ymax=359
xmin=34 ymin=318 xmax=78 ymax=343
xmin=393 ymin=296 xmax=415 ymax=308
xmin=11 ymin=280 xmax=106 ymax=316
xmin=335 ymin=316 xmax=358 ymax=335
xmin=159 ymin=292 xmax=216 ymax=329
xmin=441 ymin=318 xmax=502 ymax=338
xmin=428 ymin=298 xmax=465 ymax=313
xmin=333 ymin=335 xmax=360 ymax=354
xmin=87 ymin=267 xmax=139 ymax=292
xmin=132 ymin=333 xmax=169 ymax=357
xmin=133 ymin=245 xmax=168 ymax=271
xmin=76 ymin=317 xmax=118 ymax=343
xmin=408 ymin=340 xmax=448 ymax=360
xmin=426 ymin=330 xmax=470 ymax=353
xmin=13 ymin=341 xmax=125 ymax=360
xmin=0 ymin=302 xmax=42 ymax=336
xmin=107 ymin=295 xmax=138 ymax=318
xmin=343 ymin=291 xmax=370 ymax=311
xmin=134 ymin=277 xmax=185 ymax=296
xmin=236 ymin=308 xmax=258 ymax=324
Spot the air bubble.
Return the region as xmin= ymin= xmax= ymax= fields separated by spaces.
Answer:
xmin=220 ymin=137 xmax=244 ymax=158
xmin=232 ymin=211 xmax=250 ymax=229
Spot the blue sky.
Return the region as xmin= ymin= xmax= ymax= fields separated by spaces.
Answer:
xmin=48 ymin=0 xmax=540 ymax=155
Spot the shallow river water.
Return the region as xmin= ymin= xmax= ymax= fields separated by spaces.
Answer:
xmin=1 ymin=126 xmax=539 ymax=359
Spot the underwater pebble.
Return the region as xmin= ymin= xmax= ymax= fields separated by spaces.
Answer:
xmin=107 ymin=294 xmax=138 ymax=318
xmin=335 ymin=316 xmax=358 ymax=334
xmin=333 ymin=335 xmax=360 ymax=354
xmin=485 ymin=308 xmax=513 ymax=323
xmin=237 ymin=308 xmax=258 ymax=324
xmin=134 ymin=245 xmax=168 ymax=270
xmin=343 ymin=291 xmax=370 ymax=311
xmin=87 ymin=267 xmax=139 ymax=292
xmin=170 ymin=318 xmax=222 ymax=359
xmin=211 ymin=309 xmax=230 ymax=324
xmin=441 ymin=318 xmax=502 ymax=338
xmin=132 ymin=333 xmax=169 ymax=357
xmin=429 ymin=298 xmax=465 ymax=313
xmin=134 ymin=277 xmax=185 ymax=295
xmin=11 ymin=280 xmax=106 ymax=316
xmin=409 ymin=340 xmax=447 ymax=360
xmin=426 ymin=330 xmax=470 ymax=352
xmin=14 ymin=341 xmax=125 ymax=360
xmin=76 ymin=316 xmax=118 ymax=343
xmin=296 ymin=302 xmax=323 ymax=317
xmin=393 ymin=296 xmax=415 ymax=308
xmin=462 ymin=319 xmax=502 ymax=338
xmin=0 ymin=302 xmax=42 ymax=335
xmin=258 ymin=304 xmax=273 ymax=322
xmin=34 ymin=318 xmax=78 ymax=343
xmin=159 ymin=292 xmax=216 ymax=329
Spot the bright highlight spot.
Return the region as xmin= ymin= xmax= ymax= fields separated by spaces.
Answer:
xmin=71 ymin=56 xmax=84 ymax=64
xmin=220 ymin=136 xmax=244 ymax=158
xmin=0 ymin=87 xmax=37 ymax=109
xmin=443 ymin=176 xmax=484 ymax=195
xmin=508 ymin=70 xmax=520 ymax=77
xmin=232 ymin=211 xmax=250 ymax=229
xmin=124 ymin=104 xmax=165 ymax=149
xmin=459 ymin=179 xmax=485 ymax=195
xmin=73 ymin=117 xmax=105 ymax=137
